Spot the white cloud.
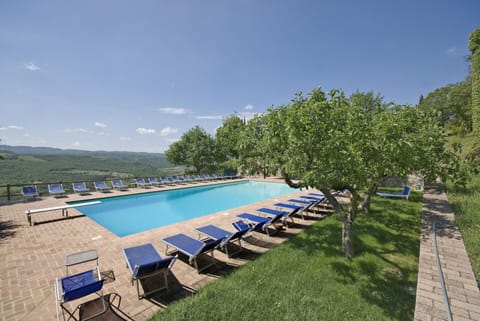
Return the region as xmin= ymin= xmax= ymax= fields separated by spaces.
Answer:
xmin=244 ymin=104 xmax=253 ymax=110
xmin=94 ymin=121 xmax=107 ymax=128
xmin=1 ymin=125 xmax=24 ymax=130
xmin=72 ymin=141 xmax=81 ymax=147
xmin=195 ymin=115 xmax=223 ymax=120
xmin=159 ymin=127 xmax=178 ymax=136
xmin=164 ymin=137 xmax=179 ymax=144
xmin=136 ymin=127 xmax=156 ymax=135
xmin=120 ymin=137 xmax=132 ymax=141
xmin=158 ymin=107 xmax=188 ymax=115
xmin=9 ymin=125 xmax=24 ymax=130
xmin=24 ymin=62 xmax=40 ymax=71
xmin=64 ymin=128 xmax=89 ymax=134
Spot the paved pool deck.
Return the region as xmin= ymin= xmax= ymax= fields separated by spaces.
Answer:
xmin=2 ymin=179 xmax=479 ymax=321
xmin=0 ymin=177 xmax=329 ymax=321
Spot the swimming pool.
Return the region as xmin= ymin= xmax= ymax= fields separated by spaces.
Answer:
xmin=71 ymin=181 xmax=298 ymax=237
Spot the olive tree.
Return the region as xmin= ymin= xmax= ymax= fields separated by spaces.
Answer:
xmin=215 ymin=115 xmax=245 ymax=172
xmin=237 ymin=114 xmax=270 ymax=177
xmin=260 ymin=87 xmax=463 ymax=259
xmin=165 ymin=126 xmax=217 ymax=173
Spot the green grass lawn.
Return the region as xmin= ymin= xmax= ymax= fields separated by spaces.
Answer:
xmin=446 ymin=132 xmax=476 ymax=157
xmin=150 ymin=191 xmax=422 ymax=321
xmin=446 ymin=173 xmax=480 ymax=283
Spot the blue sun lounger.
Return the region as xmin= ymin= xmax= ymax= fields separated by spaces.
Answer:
xmin=299 ymin=195 xmax=324 ymax=201
xmin=236 ymin=212 xmax=284 ymax=236
xmin=111 ymin=179 xmax=128 ymax=190
xmin=285 ymin=198 xmax=325 ymax=217
xmin=183 ymin=175 xmax=192 ymax=183
xmin=134 ymin=178 xmax=150 ymax=188
xmin=162 ymin=233 xmax=224 ymax=273
xmin=232 ymin=219 xmax=267 ymax=238
xmin=123 ymin=243 xmax=177 ymax=299
xmin=55 ymin=260 xmax=105 ymax=321
xmin=213 ymin=173 xmax=223 ymax=180
xmin=21 ymin=185 xmax=39 ymax=199
xmin=160 ymin=176 xmax=173 ymax=185
xmin=273 ymin=202 xmax=308 ymax=219
xmin=377 ymin=186 xmax=411 ymax=200
xmin=148 ymin=177 xmax=161 ymax=186
xmin=288 ymin=198 xmax=312 ymax=205
xmin=172 ymin=175 xmax=185 ymax=184
xmin=196 ymin=223 xmax=250 ymax=257
xmin=203 ymin=173 xmax=214 ymax=180
xmin=72 ymin=182 xmax=90 ymax=194
xmin=94 ymin=181 xmax=110 ymax=192
xmin=48 ymin=183 xmax=66 ymax=197
xmin=255 ymin=207 xmax=299 ymax=227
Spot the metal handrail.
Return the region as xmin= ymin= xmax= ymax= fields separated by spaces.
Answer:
xmin=433 ymin=220 xmax=453 ymax=321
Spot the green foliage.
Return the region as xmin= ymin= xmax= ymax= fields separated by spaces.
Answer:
xmin=246 ymin=86 xmax=465 ymax=258
xmin=150 ymin=194 xmax=422 ymax=321
xmin=446 ymin=172 xmax=480 ymax=282
xmin=237 ymin=114 xmax=270 ymax=176
xmin=418 ymin=78 xmax=472 ymax=132
xmin=469 ymin=28 xmax=480 ymax=145
xmin=215 ymin=115 xmax=245 ymax=171
xmin=165 ymin=126 xmax=217 ymax=173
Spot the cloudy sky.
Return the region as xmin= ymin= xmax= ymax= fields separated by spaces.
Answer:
xmin=1 ymin=0 xmax=478 ymax=152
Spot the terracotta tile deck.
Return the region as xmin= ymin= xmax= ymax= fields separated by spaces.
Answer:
xmin=3 ymin=179 xmax=479 ymax=321
xmin=0 ymin=178 xmax=323 ymax=321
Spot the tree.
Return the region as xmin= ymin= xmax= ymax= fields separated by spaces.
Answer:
xmin=215 ymin=115 xmax=245 ymax=171
xmin=165 ymin=126 xmax=217 ymax=173
xmin=237 ymin=114 xmax=270 ymax=177
xmin=469 ymin=28 xmax=480 ymax=145
xmin=256 ymin=87 xmax=464 ymax=259
xmin=418 ymin=80 xmax=472 ymax=134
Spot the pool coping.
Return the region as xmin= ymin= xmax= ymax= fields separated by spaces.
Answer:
xmin=68 ymin=180 xmax=298 ymax=237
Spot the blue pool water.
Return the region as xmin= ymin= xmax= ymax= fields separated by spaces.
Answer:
xmin=71 ymin=181 xmax=298 ymax=237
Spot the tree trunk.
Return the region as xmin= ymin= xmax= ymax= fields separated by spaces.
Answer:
xmin=341 ymin=213 xmax=354 ymax=260
xmin=361 ymin=183 xmax=378 ymax=213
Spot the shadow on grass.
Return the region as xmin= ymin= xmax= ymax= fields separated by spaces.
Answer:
xmin=287 ymin=193 xmax=421 ymax=320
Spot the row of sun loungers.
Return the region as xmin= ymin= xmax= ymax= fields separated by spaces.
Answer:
xmin=20 ymin=173 xmax=240 ymax=199
xmin=54 ymin=190 xmax=342 ymax=319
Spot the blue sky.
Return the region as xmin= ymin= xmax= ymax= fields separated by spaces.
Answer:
xmin=1 ymin=0 xmax=478 ymax=153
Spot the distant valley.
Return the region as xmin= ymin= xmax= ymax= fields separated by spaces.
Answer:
xmin=0 ymin=145 xmax=180 ymax=185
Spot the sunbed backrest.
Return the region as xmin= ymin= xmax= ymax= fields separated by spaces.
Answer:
xmin=200 ymin=238 xmax=223 ymax=254
xmin=132 ymin=256 xmax=175 ymax=278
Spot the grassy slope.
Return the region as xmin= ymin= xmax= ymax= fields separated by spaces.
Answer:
xmin=445 ymin=132 xmax=476 ymax=156
xmin=0 ymin=150 xmax=182 ymax=200
xmin=151 ymin=192 xmax=422 ymax=321
xmin=445 ymin=133 xmax=480 ymax=283
xmin=446 ymin=174 xmax=480 ymax=282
